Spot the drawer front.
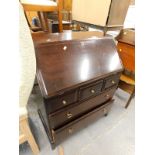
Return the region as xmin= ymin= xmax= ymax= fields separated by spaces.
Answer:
xmin=117 ymin=42 xmax=134 ymax=57
xmin=105 ymin=74 xmax=120 ymax=89
xmin=45 ymin=90 xmax=78 ymax=114
xmin=117 ymin=42 xmax=135 ymax=72
xmin=79 ymin=80 xmax=103 ymax=101
xmin=51 ymin=100 xmax=113 ymax=146
xmin=49 ymin=87 xmax=116 ymax=129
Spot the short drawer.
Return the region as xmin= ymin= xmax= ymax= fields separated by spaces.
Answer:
xmin=49 ymin=87 xmax=116 ymax=129
xmin=45 ymin=90 xmax=78 ymax=114
xmin=104 ymin=74 xmax=120 ymax=89
xmin=79 ymin=80 xmax=103 ymax=101
xmin=51 ymin=100 xmax=113 ymax=146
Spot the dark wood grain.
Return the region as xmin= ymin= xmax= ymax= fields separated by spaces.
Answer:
xmin=32 ymin=31 xmax=104 ymax=46
xmin=35 ymin=37 xmax=123 ymax=98
xmin=52 ymin=100 xmax=113 ymax=146
xmin=105 ymin=74 xmax=121 ymax=89
xmin=49 ymin=87 xmax=116 ymax=129
xmin=79 ymin=80 xmax=103 ymax=101
xmin=35 ymin=32 xmax=123 ymax=148
xmin=45 ymin=89 xmax=78 ymax=114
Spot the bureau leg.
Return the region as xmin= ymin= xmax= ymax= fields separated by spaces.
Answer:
xmin=104 ymin=113 xmax=108 ymax=117
xmin=51 ymin=144 xmax=56 ymax=150
xmin=38 ymin=109 xmax=54 ymax=148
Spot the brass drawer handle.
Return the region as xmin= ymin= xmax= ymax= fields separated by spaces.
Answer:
xmin=63 ymin=45 xmax=67 ymax=51
xmin=91 ymin=89 xmax=95 ymax=94
xmin=119 ymin=48 xmax=122 ymax=52
xmin=106 ymin=94 xmax=110 ymax=98
xmin=67 ymin=112 xmax=72 ymax=119
xmin=68 ymin=128 xmax=73 ymax=134
xmin=111 ymin=80 xmax=115 ymax=84
xmin=62 ymin=100 xmax=67 ymax=105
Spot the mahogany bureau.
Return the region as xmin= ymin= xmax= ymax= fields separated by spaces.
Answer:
xmin=32 ymin=32 xmax=123 ymax=149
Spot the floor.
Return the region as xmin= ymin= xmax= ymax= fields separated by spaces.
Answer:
xmin=19 ymin=87 xmax=135 ymax=155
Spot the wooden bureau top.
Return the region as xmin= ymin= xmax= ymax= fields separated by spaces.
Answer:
xmin=32 ymin=31 xmax=104 ymax=46
xmin=35 ymin=36 xmax=123 ymax=98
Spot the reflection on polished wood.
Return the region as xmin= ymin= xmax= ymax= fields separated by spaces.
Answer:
xmin=35 ymin=32 xmax=123 ymax=148
xmin=35 ymin=36 xmax=122 ymax=98
xmin=32 ymin=31 xmax=104 ymax=46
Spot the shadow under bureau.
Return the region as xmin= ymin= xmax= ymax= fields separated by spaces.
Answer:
xmin=33 ymin=32 xmax=123 ymax=149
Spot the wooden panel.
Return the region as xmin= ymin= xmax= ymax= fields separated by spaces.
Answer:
xmin=116 ymin=28 xmax=135 ymax=46
xmin=52 ymin=100 xmax=113 ymax=145
xmin=35 ymin=38 xmax=123 ymax=98
xmin=20 ymin=0 xmax=58 ymax=11
xmin=105 ymin=74 xmax=121 ymax=89
xmin=19 ymin=117 xmax=39 ymax=154
xmin=120 ymin=74 xmax=135 ymax=85
xmin=117 ymin=42 xmax=135 ymax=72
xmin=107 ymin=0 xmax=130 ymax=26
xmin=79 ymin=80 xmax=103 ymax=101
xmin=118 ymin=80 xmax=134 ymax=94
xmin=45 ymin=89 xmax=78 ymax=114
xmin=72 ymin=0 xmax=111 ymax=26
xmin=32 ymin=31 xmax=104 ymax=46
xmin=49 ymin=87 xmax=116 ymax=128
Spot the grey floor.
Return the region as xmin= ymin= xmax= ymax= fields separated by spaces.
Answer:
xmin=19 ymin=87 xmax=135 ymax=155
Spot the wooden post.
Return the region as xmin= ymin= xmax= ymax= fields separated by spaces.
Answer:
xmin=20 ymin=116 xmax=39 ymax=155
xmin=57 ymin=0 xmax=63 ymax=32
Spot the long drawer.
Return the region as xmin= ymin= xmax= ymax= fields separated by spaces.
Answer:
xmin=51 ymin=100 xmax=113 ymax=146
xmin=49 ymin=87 xmax=116 ymax=128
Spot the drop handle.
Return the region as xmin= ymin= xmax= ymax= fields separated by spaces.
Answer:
xmin=106 ymin=94 xmax=110 ymax=98
xmin=63 ymin=45 xmax=67 ymax=50
xmin=67 ymin=112 xmax=72 ymax=119
xmin=62 ymin=100 xmax=67 ymax=105
xmin=111 ymin=80 xmax=115 ymax=84
xmin=91 ymin=89 xmax=95 ymax=94
xmin=68 ymin=128 xmax=73 ymax=134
